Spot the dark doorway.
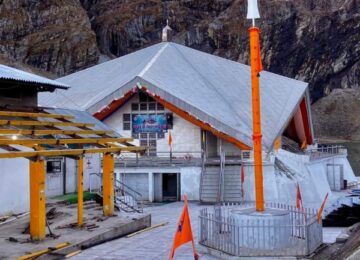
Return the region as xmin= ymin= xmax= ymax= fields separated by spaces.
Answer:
xmin=162 ymin=173 xmax=178 ymax=201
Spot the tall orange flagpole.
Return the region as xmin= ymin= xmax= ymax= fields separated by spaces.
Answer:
xmin=248 ymin=0 xmax=264 ymax=212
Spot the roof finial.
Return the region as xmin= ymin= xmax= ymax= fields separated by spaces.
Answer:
xmin=247 ymin=0 xmax=260 ymax=27
xmin=162 ymin=19 xmax=172 ymax=42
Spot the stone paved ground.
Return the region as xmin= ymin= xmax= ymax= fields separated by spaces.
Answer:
xmin=73 ymin=202 xmax=219 ymax=260
xmin=72 ymin=202 xmax=346 ymax=260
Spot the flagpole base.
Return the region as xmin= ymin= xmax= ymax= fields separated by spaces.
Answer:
xmin=230 ymin=207 xmax=291 ymax=250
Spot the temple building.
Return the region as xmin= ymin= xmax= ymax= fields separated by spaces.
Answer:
xmin=39 ymin=42 xmax=357 ymax=209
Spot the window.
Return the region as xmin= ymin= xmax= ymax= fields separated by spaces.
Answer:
xmin=140 ymin=139 xmax=148 ymax=147
xmin=157 ymin=103 xmax=164 ymax=111
xmin=123 ymin=113 xmax=131 ymax=130
xmin=139 ymin=92 xmax=148 ymax=102
xmin=148 ymin=102 xmax=156 ymax=111
xmin=132 ymin=133 xmax=139 ymax=139
xmin=131 ymin=103 xmax=139 ymax=111
xmin=47 ymin=160 xmax=62 ymax=173
xmin=140 ymin=103 xmax=147 ymax=111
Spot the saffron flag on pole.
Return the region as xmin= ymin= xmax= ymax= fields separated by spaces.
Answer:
xmin=296 ymin=183 xmax=307 ymax=221
xmin=317 ymin=192 xmax=329 ymax=223
xmin=169 ymin=195 xmax=199 ymax=260
xmin=241 ymin=164 xmax=245 ymax=199
xmin=168 ymin=130 xmax=173 ymax=148
xmin=296 ymin=183 xmax=302 ymax=209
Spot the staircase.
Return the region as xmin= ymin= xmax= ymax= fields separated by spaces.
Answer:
xmin=200 ymin=165 xmax=243 ymax=203
xmin=200 ymin=166 xmax=221 ymax=203
xmin=223 ymin=166 xmax=242 ymax=202
xmin=89 ymin=172 xmax=143 ymax=213
xmin=115 ymin=179 xmax=143 ymax=213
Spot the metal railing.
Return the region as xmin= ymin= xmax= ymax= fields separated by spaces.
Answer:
xmin=115 ymin=150 xmax=203 ymax=167
xmin=115 ymin=178 xmax=143 ymax=213
xmin=199 ymin=151 xmax=206 ymax=202
xmin=199 ymin=202 xmax=323 ymax=257
xmin=307 ymin=145 xmax=347 ymax=161
xmin=89 ymin=172 xmax=143 ymax=213
xmin=217 ymin=151 xmax=225 ymax=203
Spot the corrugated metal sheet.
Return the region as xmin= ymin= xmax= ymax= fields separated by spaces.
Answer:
xmin=0 ymin=65 xmax=69 ymax=89
xmin=39 ymin=42 xmax=310 ymax=149
xmin=42 ymin=107 xmax=121 ymax=138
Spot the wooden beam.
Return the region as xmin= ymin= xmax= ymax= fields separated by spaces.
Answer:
xmin=0 ymin=111 xmax=74 ymax=119
xmin=0 ymin=137 xmax=133 ymax=146
xmin=141 ymin=88 xmax=251 ymax=150
xmin=0 ymin=120 xmax=95 ymax=128
xmin=0 ymin=129 xmax=114 ymax=136
xmin=29 ymin=159 xmax=46 ymax=240
xmin=0 ymin=146 xmax=145 ymax=159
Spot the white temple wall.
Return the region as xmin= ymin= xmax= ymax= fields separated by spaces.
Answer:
xmin=0 ymin=158 xmax=29 ymax=215
xmin=103 ymin=94 xmax=202 ymax=156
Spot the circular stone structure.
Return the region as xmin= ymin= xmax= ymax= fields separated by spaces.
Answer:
xmin=230 ymin=207 xmax=292 ymax=250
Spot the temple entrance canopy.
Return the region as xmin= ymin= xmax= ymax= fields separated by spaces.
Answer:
xmin=0 ymin=107 xmax=144 ymax=240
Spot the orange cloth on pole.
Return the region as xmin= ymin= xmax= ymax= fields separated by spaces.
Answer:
xmin=317 ymin=192 xmax=329 ymax=223
xmin=241 ymin=164 xmax=245 ymax=198
xmin=296 ymin=183 xmax=302 ymax=209
xmin=296 ymin=183 xmax=307 ymax=221
xmin=169 ymin=195 xmax=199 ymax=260
xmin=168 ymin=131 xmax=173 ymax=147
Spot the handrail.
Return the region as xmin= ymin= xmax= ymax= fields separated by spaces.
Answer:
xmin=114 ymin=178 xmax=142 ymax=198
xmin=217 ymin=151 xmax=225 ymax=203
xmin=306 ymin=145 xmax=347 ymax=161
xmin=114 ymin=175 xmax=143 ymax=213
xmin=89 ymin=172 xmax=143 ymax=213
xmin=199 ymin=150 xmax=206 ymax=202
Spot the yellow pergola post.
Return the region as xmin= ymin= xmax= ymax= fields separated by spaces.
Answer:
xmin=77 ymin=156 xmax=84 ymax=226
xmin=29 ymin=158 xmax=46 ymax=240
xmin=102 ymin=153 xmax=114 ymax=216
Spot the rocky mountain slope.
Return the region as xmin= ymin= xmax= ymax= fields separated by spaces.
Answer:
xmin=0 ymin=0 xmax=359 ymax=141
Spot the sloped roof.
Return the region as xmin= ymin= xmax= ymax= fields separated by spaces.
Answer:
xmin=0 ymin=65 xmax=69 ymax=90
xmin=39 ymin=42 xmax=310 ymax=149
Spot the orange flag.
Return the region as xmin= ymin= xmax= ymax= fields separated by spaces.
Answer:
xmin=296 ymin=183 xmax=307 ymax=221
xmin=296 ymin=183 xmax=302 ymax=209
xmin=169 ymin=195 xmax=199 ymax=260
xmin=168 ymin=131 xmax=173 ymax=147
xmin=241 ymin=164 xmax=245 ymax=199
xmin=317 ymin=192 xmax=329 ymax=223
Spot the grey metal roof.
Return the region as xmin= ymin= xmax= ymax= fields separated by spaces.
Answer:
xmin=41 ymin=107 xmax=121 ymax=138
xmin=0 ymin=65 xmax=69 ymax=89
xmin=39 ymin=42 xmax=311 ymax=149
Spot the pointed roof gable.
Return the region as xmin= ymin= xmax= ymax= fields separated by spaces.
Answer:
xmin=39 ymin=42 xmax=311 ymax=149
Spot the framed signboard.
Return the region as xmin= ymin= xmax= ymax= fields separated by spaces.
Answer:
xmin=132 ymin=114 xmax=167 ymax=133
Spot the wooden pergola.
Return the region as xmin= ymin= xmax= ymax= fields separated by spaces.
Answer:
xmin=0 ymin=109 xmax=145 ymax=240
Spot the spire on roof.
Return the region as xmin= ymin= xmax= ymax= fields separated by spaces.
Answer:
xmin=162 ymin=19 xmax=173 ymax=42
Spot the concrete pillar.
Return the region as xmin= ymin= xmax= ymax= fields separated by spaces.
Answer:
xmin=148 ymin=172 xmax=154 ymax=202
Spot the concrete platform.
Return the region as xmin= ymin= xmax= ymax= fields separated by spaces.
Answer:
xmin=0 ymin=201 xmax=150 ymax=259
